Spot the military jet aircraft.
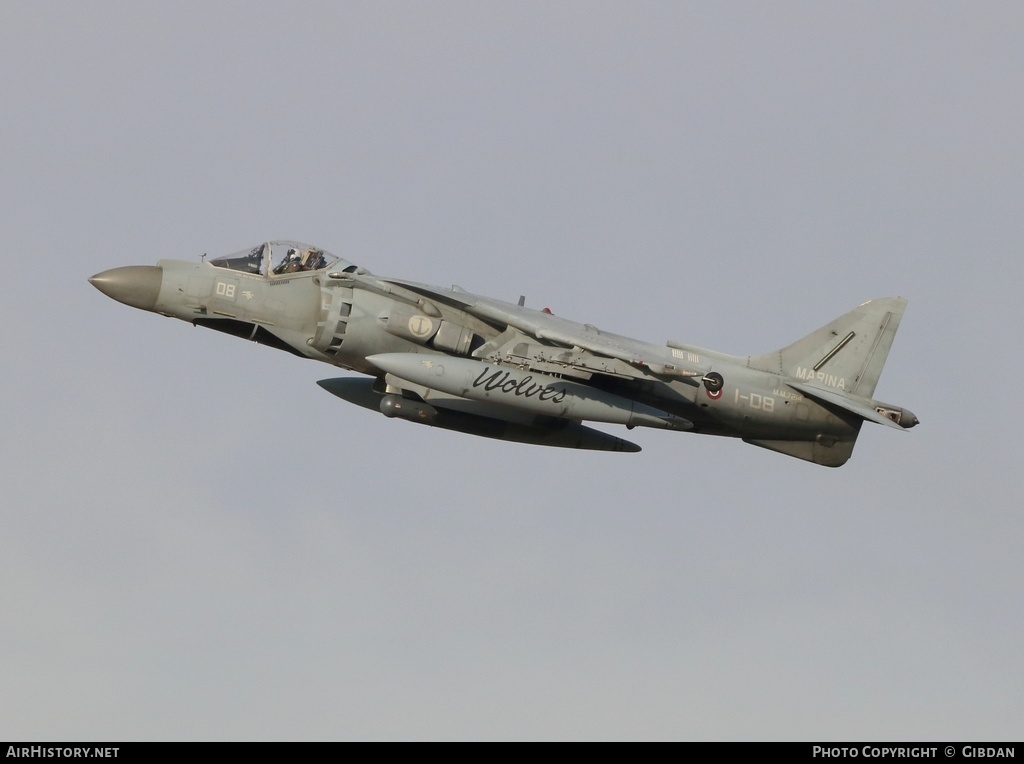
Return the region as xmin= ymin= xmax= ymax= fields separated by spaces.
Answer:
xmin=90 ymin=240 xmax=917 ymax=466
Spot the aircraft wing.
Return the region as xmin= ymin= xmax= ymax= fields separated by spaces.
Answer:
xmin=317 ymin=376 xmax=643 ymax=452
xmin=375 ymin=277 xmax=708 ymax=380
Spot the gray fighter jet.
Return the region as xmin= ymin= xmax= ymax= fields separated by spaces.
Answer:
xmin=90 ymin=241 xmax=917 ymax=465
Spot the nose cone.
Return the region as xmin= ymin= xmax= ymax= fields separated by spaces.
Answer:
xmin=89 ymin=266 xmax=163 ymax=311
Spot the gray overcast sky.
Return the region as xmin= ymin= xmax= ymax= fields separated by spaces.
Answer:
xmin=2 ymin=1 xmax=1022 ymax=741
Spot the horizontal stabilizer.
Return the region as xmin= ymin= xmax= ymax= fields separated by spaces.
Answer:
xmin=786 ymin=381 xmax=907 ymax=430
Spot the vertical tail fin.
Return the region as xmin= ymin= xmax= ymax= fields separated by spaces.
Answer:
xmin=748 ymin=297 xmax=907 ymax=398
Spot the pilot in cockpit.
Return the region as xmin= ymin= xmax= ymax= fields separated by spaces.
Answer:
xmin=274 ymin=248 xmax=304 ymax=275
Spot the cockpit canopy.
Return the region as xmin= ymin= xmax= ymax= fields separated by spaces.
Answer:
xmin=209 ymin=241 xmax=356 ymax=278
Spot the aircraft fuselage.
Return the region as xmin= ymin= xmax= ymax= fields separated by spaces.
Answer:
xmin=90 ymin=241 xmax=917 ymax=465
